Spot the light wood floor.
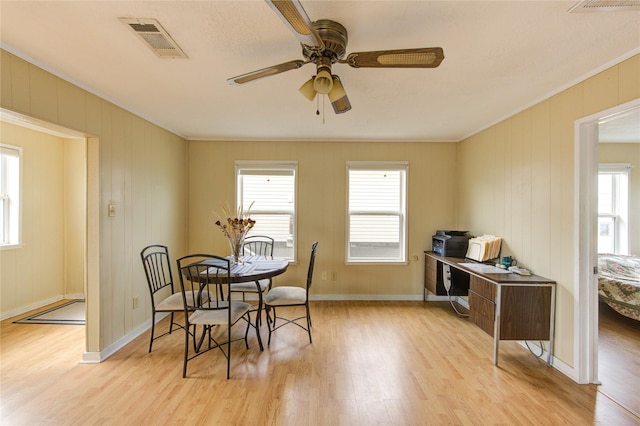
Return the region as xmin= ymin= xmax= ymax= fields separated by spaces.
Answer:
xmin=2 ymin=300 xmax=639 ymax=425
xmin=597 ymin=301 xmax=640 ymax=417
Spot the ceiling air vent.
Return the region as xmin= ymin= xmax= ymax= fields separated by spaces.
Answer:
xmin=120 ymin=18 xmax=188 ymax=58
xmin=569 ymin=0 xmax=640 ymax=12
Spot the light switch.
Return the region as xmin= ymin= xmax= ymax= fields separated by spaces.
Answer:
xmin=108 ymin=204 xmax=116 ymax=217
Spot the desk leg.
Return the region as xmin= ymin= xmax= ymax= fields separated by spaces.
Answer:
xmin=547 ymin=285 xmax=556 ymax=366
xmin=493 ymin=286 xmax=501 ymax=366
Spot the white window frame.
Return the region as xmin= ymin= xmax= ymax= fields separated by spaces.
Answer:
xmin=236 ymin=161 xmax=298 ymax=262
xmin=346 ymin=161 xmax=408 ymax=264
xmin=597 ymin=163 xmax=630 ymax=255
xmin=1 ymin=144 xmax=22 ymax=249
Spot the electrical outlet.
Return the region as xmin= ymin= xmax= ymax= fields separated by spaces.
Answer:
xmin=412 ymin=255 xmax=419 ymax=262
xmin=132 ymin=296 xmax=139 ymax=309
xmin=321 ymin=272 xmax=327 ymax=280
xmin=331 ymin=272 xmax=337 ymax=281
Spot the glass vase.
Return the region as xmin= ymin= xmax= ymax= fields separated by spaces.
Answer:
xmin=228 ymin=236 xmax=244 ymax=264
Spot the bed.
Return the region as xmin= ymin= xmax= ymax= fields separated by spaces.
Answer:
xmin=598 ymin=254 xmax=640 ymax=321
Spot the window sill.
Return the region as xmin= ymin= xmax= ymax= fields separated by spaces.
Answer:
xmin=345 ymin=261 xmax=409 ymax=266
xmin=1 ymin=243 xmax=23 ymax=250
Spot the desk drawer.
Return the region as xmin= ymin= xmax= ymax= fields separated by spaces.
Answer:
xmin=469 ymin=290 xmax=495 ymax=337
xmin=470 ymin=275 xmax=496 ymax=301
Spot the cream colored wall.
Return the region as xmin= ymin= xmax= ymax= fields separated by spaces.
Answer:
xmin=64 ymin=138 xmax=87 ymax=295
xmin=456 ymin=54 xmax=640 ymax=367
xmin=598 ymin=142 xmax=640 ymax=255
xmin=0 ymin=124 xmax=86 ymax=316
xmin=187 ymin=141 xmax=458 ymax=296
xmin=1 ymin=49 xmax=188 ymax=354
xmin=0 ymin=122 xmax=65 ymax=313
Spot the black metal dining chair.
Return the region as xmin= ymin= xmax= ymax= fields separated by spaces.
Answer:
xmin=140 ymin=244 xmax=188 ymax=352
xmin=176 ymin=254 xmax=252 ymax=379
xmin=264 ymin=241 xmax=318 ymax=345
xmin=229 ymin=235 xmax=275 ymax=350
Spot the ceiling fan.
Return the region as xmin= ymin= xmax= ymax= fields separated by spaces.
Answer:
xmin=227 ymin=0 xmax=445 ymax=114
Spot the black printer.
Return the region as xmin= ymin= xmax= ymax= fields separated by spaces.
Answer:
xmin=432 ymin=230 xmax=470 ymax=257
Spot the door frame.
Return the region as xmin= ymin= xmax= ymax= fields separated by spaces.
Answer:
xmin=574 ymin=97 xmax=640 ymax=384
xmin=0 ymin=108 xmax=100 ymax=361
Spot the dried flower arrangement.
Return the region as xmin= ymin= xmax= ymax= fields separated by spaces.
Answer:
xmin=214 ymin=201 xmax=255 ymax=262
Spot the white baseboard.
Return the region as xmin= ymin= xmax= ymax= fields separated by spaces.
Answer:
xmin=310 ymin=294 xmax=423 ymax=301
xmin=237 ymin=293 xmax=463 ymax=303
xmin=517 ymin=340 xmax=577 ymax=382
xmin=65 ymin=293 xmax=85 ymax=300
xmin=238 ymin=293 xmax=426 ymax=301
xmin=1 ymin=294 xmax=86 ymax=321
xmin=1 ymin=295 xmax=64 ymax=321
xmin=81 ymin=314 xmax=165 ymax=363
xmin=423 ymin=294 xmax=469 ymax=309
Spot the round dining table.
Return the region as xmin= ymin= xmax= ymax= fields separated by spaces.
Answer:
xmin=226 ymin=256 xmax=289 ymax=283
xmin=194 ymin=255 xmax=289 ymax=351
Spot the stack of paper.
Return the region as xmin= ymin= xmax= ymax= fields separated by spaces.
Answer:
xmin=465 ymin=235 xmax=502 ymax=262
xmin=459 ymin=263 xmax=511 ymax=274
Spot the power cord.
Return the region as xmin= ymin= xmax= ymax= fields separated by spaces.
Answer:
xmin=525 ymin=340 xmax=545 ymax=358
xmin=443 ymin=264 xmax=469 ymax=317
xmin=446 ymin=287 xmax=469 ymax=317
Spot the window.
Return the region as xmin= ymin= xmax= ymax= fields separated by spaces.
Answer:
xmin=236 ymin=161 xmax=297 ymax=261
xmin=1 ymin=144 xmax=22 ymax=248
xmin=347 ymin=161 xmax=408 ymax=263
xmin=598 ymin=164 xmax=630 ymax=255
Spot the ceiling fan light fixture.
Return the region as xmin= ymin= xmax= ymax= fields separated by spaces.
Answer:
xmin=299 ymin=77 xmax=317 ymax=101
xmin=328 ymin=75 xmax=346 ymax=102
xmin=332 ymin=96 xmax=352 ymax=114
xmin=313 ymin=69 xmax=333 ymax=94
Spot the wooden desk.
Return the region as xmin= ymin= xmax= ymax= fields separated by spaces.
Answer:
xmin=424 ymin=251 xmax=556 ymax=366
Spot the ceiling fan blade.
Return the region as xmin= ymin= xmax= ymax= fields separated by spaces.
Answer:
xmin=228 ymin=60 xmax=307 ymax=85
xmin=346 ymin=47 xmax=444 ymax=68
xmin=265 ymin=0 xmax=324 ymax=48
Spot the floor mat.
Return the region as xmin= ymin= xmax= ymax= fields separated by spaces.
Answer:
xmin=13 ymin=300 xmax=85 ymax=325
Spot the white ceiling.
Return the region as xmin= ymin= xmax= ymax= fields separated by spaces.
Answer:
xmin=599 ymin=106 xmax=640 ymax=143
xmin=1 ymin=1 xmax=639 ymax=142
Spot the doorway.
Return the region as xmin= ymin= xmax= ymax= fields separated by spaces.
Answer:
xmin=0 ymin=109 xmax=100 ymax=360
xmin=575 ymin=99 xmax=640 ymax=401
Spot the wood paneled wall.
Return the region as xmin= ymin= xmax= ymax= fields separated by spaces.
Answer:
xmin=456 ymin=54 xmax=640 ymax=368
xmin=1 ymin=49 xmax=188 ymax=356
